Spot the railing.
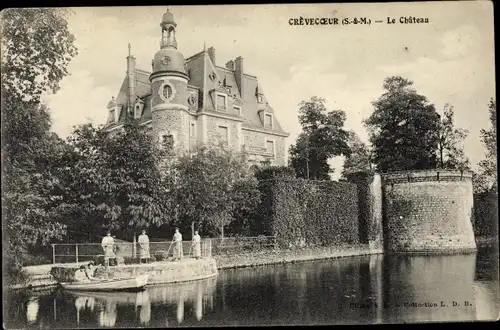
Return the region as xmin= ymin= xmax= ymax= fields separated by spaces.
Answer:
xmin=51 ymin=235 xmax=277 ymax=264
xmin=51 ymin=239 xmax=212 ymax=265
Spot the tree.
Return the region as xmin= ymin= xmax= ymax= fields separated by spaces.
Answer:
xmin=2 ymin=103 xmax=69 ymax=278
xmin=341 ymin=131 xmax=372 ymax=178
xmin=477 ymin=99 xmax=497 ymax=193
xmin=436 ymin=104 xmax=470 ymax=170
xmin=1 ymin=8 xmax=78 ymax=279
xmin=171 ymin=146 xmax=260 ymax=238
xmin=1 ymin=8 xmax=78 ymax=103
xmin=62 ymin=120 xmax=173 ymax=241
xmin=289 ymin=97 xmax=351 ymax=180
xmin=364 ymin=76 xmax=441 ymax=172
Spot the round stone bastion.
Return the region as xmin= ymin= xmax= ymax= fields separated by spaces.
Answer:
xmin=381 ymin=170 xmax=477 ymax=254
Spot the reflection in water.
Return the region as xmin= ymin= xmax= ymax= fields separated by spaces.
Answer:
xmin=135 ymin=291 xmax=151 ymax=325
xmin=26 ymin=297 xmax=39 ymax=324
xmin=196 ymin=281 xmax=203 ymax=321
xmin=382 ymin=254 xmax=478 ymax=323
xmin=177 ymin=286 xmax=185 ymax=324
xmin=5 ymin=250 xmax=499 ymax=328
xmin=98 ymin=300 xmax=117 ymax=327
xmin=75 ymin=296 xmax=95 ymax=325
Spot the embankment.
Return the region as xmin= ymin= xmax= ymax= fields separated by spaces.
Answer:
xmin=13 ymin=245 xmax=382 ymax=289
xmin=214 ymin=245 xmax=383 ymax=270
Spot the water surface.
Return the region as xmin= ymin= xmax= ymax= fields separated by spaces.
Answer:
xmin=4 ymin=247 xmax=499 ymax=328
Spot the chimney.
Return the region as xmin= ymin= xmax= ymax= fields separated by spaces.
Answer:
xmin=235 ymin=56 xmax=244 ymax=98
xmin=207 ymin=47 xmax=216 ymax=65
xmin=225 ymin=60 xmax=235 ymax=70
xmin=127 ymin=44 xmax=136 ymax=112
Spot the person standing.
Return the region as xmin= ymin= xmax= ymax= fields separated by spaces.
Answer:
xmin=101 ymin=231 xmax=115 ymax=266
xmin=138 ymin=229 xmax=151 ymax=263
xmin=191 ymin=230 xmax=201 ymax=259
xmin=173 ymin=228 xmax=183 ymax=261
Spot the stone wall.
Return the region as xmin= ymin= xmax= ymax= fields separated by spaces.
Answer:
xmin=345 ymin=172 xmax=384 ymax=251
xmin=242 ymin=129 xmax=286 ymax=166
xmin=151 ymin=109 xmax=188 ymax=151
xmin=205 ymin=116 xmax=240 ymax=150
xmin=382 ymin=170 xmax=476 ymax=253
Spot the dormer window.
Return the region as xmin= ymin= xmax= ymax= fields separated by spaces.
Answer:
xmin=257 ymin=94 xmax=263 ymax=103
xmin=233 ymin=105 xmax=242 ymax=116
xmin=216 ymin=93 xmax=227 ymax=111
xmin=110 ymin=109 xmax=116 ymax=123
xmin=264 ymin=113 xmax=273 ymax=128
xmin=134 ymin=104 xmax=142 ymax=119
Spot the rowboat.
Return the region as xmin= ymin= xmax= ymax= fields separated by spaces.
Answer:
xmin=60 ymin=274 xmax=148 ymax=292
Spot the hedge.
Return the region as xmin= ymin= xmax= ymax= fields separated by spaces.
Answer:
xmin=256 ymin=178 xmax=360 ymax=248
xmin=473 ymin=192 xmax=498 ymax=237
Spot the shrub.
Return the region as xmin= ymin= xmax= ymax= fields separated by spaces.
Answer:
xmin=254 ymin=166 xmax=296 ymax=181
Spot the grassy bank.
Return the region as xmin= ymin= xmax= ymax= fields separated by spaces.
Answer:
xmin=213 ymin=245 xmax=382 ymax=270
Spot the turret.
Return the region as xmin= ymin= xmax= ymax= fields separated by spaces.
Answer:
xmin=149 ymin=9 xmax=190 ymax=152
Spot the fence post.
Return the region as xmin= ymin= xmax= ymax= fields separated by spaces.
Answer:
xmin=75 ymin=244 xmax=79 ymax=264
xmin=52 ymin=244 xmax=55 ymax=264
xmin=209 ymin=239 xmax=212 ymax=257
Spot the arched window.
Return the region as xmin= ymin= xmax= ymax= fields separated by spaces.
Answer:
xmin=134 ymin=104 xmax=141 ymax=119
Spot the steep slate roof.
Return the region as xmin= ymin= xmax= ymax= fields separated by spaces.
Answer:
xmin=106 ymin=50 xmax=288 ymax=136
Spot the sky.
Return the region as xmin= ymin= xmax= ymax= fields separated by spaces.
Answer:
xmin=42 ymin=2 xmax=495 ymax=179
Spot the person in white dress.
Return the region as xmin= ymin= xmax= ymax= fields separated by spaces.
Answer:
xmin=173 ymin=228 xmax=183 ymax=261
xmin=191 ymin=230 xmax=201 ymax=259
xmin=138 ymin=229 xmax=151 ymax=263
xmin=101 ymin=231 xmax=115 ymax=266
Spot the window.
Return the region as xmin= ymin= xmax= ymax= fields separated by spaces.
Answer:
xmin=161 ymin=134 xmax=174 ymax=150
xmin=233 ymin=106 xmax=242 ymax=116
xmin=110 ymin=109 xmax=115 ymax=122
xmin=217 ymin=94 xmax=227 ymax=110
xmin=265 ymin=114 xmax=273 ymax=128
xmin=266 ymin=140 xmax=275 ymax=154
xmin=217 ymin=126 xmax=229 ymax=145
xmin=163 ymin=85 xmax=173 ymax=100
xmin=190 ymin=123 xmax=196 ymax=138
xmin=257 ymin=94 xmax=263 ymax=103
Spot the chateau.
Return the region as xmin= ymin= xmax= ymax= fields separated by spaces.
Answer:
xmin=104 ymin=9 xmax=289 ymax=167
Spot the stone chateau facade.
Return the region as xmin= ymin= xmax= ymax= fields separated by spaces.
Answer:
xmin=104 ymin=9 xmax=289 ymax=167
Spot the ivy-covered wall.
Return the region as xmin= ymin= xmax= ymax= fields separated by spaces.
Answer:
xmin=473 ymin=192 xmax=498 ymax=238
xmin=256 ymin=178 xmax=360 ymax=248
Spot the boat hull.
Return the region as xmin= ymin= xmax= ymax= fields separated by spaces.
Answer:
xmin=61 ymin=275 xmax=148 ymax=292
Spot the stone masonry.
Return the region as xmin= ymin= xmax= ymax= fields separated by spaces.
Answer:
xmin=382 ymin=170 xmax=476 ymax=253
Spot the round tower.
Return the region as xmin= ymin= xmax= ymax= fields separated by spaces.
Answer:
xmin=150 ymin=9 xmax=190 ymax=152
xmin=382 ymin=169 xmax=477 ymax=253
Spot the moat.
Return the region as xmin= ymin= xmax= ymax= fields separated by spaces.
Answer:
xmin=4 ymin=247 xmax=499 ymax=327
